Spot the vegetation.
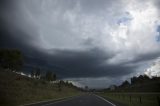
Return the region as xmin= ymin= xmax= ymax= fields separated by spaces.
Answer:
xmin=35 ymin=67 xmax=41 ymax=79
xmin=97 ymin=75 xmax=160 ymax=106
xmin=104 ymin=74 xmax=160 ymax=92
xmin=45 ymin=71 xmax=56 ymax=81
xmin=0 ymin=48 xmax=81 ymax=106
xmin=0 ymin=49 xmax=23 ymax=71
xmin=0 ymin=69 xmax=81 ymax=106
xmin=99 ymin=93 xmax=160 ymax=106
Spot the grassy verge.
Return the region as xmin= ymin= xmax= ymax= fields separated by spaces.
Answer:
xmin=0 ymin=69 xmax=81 ymax=106
xmin=98 ymin=92 xmax=160 ymax=106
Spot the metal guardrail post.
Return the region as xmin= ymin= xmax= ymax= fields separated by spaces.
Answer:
xmin=130 ymin=95 xmax=131 ymax=103
xmin=139 ymin=96 xmax=142 ymax=104
xmin=157 ymin=96 xmax=160 ymax=106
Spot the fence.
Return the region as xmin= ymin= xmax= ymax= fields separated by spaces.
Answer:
xmin=103 ymin=93 xmax=160 ymax=106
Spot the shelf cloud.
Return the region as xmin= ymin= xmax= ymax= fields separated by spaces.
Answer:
xmin=0 ymin=0 xmax=160 ymax=88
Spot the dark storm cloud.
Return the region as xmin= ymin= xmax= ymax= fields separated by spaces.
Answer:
xmin=1 ymin=0 xmax=160 ymax=88
xmin=0 ymin=0 xmax=15 ymax=9
xmin=130 ymin=52 xmax=160 ymax=64
xmin=0 ymin=19 xmax=42 ymax=57
xmin=0 ymin=21 xmax=157 ymax=79
xmin=0 ymin=0 xmax=44 ymax=54
xmin=0 ymin=20 xmax=137 ymax=79
xmin=0 ymin=0 xmax=156 ymax=77
xmin=23 ymin=48 xmax=136 ymax=78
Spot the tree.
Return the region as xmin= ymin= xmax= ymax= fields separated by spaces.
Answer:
xmin=131 ymin=76 xmax=137 ymax=85
xmin=35 ymin=68 xmax=41 ymax=79
xmin=45 ymin=71 xmax=56 ymax=81
xmin=131 ymin=75 xmax=151 ymax=85
xmin=46 ymin=71 xmax=52 ymax=81
xmin=31 ymin=70 xmax=35 ymax=78
xmin=120 ymin=80 xmax=130 ymax=88
xmin=0 ymin=49 xmax=23 ymax=71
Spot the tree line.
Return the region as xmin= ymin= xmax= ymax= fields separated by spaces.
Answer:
xmin=120 ymin=74 xmax=160 ymax=88
xmin=0 ymin=48 xmax=57 ymax=81
xmin=106 ymin=74 xmax=160 ymax=92
xmin=30 ymin=67 xmax=57 ymax=81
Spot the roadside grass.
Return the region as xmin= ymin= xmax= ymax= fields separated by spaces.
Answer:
xmin=0 ymin=69 xmax=81 ymax=106
xmin=98 ymin=92 xmax=160 ymax=106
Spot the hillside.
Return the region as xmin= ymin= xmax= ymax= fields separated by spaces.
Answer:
xmin=97 ymin=75 xmax=160 ymax=106
xmin=0 ymin=68 xmax=81 ymax=106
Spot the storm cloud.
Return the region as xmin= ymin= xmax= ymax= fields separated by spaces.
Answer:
xmin=0 ymin=0 xmax=160 ymax=88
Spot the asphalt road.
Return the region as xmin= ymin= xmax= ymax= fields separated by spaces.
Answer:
xmin=25 ymin=94 xmax=118 ymax=106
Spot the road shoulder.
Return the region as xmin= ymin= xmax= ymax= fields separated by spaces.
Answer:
xmin=22 ymin=95 xmax=81 ymax=106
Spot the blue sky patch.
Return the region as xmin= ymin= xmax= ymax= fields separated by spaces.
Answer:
xmin=117 ymin=12 xmax=133 ymax=25
xmin=155 ymin=25 xmax=160 ymax=42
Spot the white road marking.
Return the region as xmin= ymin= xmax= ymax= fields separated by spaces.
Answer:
xmin=94 ymin=94 xmax=116 ymax=106
xmin=22 ymin=95 xmax=79 ymax=106
xmin=42 ymin=98 xmax=73 ymax=106
xmin=42 ymin=95 xmax=82 ymax=106
xmin=22 ymin=99 xmax=58 ymax=106
xmin=23 ymin=94 xmax=116 ymax=106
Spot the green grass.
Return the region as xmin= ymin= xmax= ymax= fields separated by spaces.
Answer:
xmin=0 ymin=69 xmax=81 ymax=106
xmin=98 ymin=92 xmax=160 ymax=106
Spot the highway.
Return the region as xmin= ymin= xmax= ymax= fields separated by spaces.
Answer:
xmin=24 ymin=94 xmax=121 ymax=106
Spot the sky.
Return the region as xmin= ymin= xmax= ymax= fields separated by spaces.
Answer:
xmin=0 ymin=0 xmax=160 ymax=88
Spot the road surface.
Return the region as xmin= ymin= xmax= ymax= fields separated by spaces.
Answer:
xmin=24 ymin=94 xmax=120 ymax=106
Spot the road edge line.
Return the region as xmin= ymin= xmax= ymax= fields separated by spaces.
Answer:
xmin=22 ymin=95 xmax=80 ymax=106
xmin=94 ymin=94 xmax=116 ymax=106
xmin=42 ymin=97 xmax=74 ymax=106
